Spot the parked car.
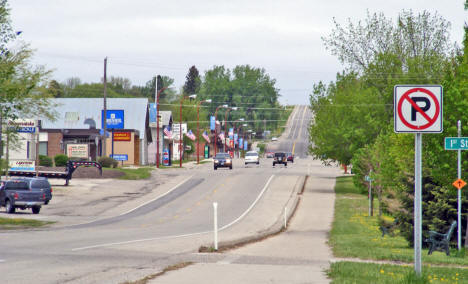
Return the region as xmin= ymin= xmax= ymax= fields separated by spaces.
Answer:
xmin=12 ymin=177 xmax=52 ymax=204
xmin=245 ymin=151 xmax=260 ymax=165
xmin=214 ymin=152 xmax=233 ymax=170
xmin=266 ymin=152 xmax=274 ymax=158
xmin=0 ymin=180 xmax=46 ymax=214
xmin=273 ymin=152 xmax=287 ymax=167
xmin=271 ymin=137 xmax=278 ymax=141
xmin=286 ymin=152 xmax=294 ymax=163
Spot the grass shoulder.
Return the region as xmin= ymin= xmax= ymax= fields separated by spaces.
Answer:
xmin=0 ymin=217 xmax=54 ymax=230
xmin=329 ymin=176 xmax=468 ymax=283
xmin=103 ymin=167 xmax=154 ymax=180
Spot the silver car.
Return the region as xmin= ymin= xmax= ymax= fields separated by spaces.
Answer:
xmin=245 ymin=151 xmax=260 ymax=165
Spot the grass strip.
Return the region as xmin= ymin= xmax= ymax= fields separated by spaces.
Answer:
xmin=121 ymin=262 xmax=193 ymax=284
xmin=329 ymin=261 xmax=467 ymax=284
xmin=104 ymin=167 xmax=154 ymax=180
xmin=330 ymin=176 xmax=468 ymax=265
xmin=0 ymin=217 xmax=53 ymax=229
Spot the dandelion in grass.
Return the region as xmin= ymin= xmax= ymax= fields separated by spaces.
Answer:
xmin=380 ymin=269 xmax=384 ymax=274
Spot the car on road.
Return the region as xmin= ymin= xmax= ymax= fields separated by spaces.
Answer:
xmin=273 ymin=152 xmax=287 ymax=167
xmin=271 ymin=137 xmax=278 ymax=141
xmin=13 ymin=177 xmax=52 ymax=204
xmin=214 ymin=152 xmax=233 ymax=170
xmin=286 ymin=152 xmax=294 ymax=163
xmin=244 ymin=151 xmax=260 ymax=165
xmin=266 ymin=152 xmax=274 ymax=158
xmin=0 ymin=180 xmax=46 ymax=214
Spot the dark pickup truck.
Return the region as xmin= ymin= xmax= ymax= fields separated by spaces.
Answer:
xmin=0 ymin=180 xmax=46 ymax=214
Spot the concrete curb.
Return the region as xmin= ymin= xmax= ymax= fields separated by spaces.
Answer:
xmin=199 ymin=175 xmax=307 ymax=252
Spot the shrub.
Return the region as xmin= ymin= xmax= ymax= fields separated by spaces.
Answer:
xmin=54 ymin=154 xmax=69 ymax=167
xmin=98 ymin=156 xmax=118 ymax=168
xmin=39 ymin=155 xmax=53 ymax=167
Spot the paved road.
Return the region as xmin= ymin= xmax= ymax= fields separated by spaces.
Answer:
xmin=0 ymin=105 xmax=337 ymax=284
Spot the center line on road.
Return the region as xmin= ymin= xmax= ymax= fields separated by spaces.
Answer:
xmin=71 ymin=175 xmax=275 ymax=252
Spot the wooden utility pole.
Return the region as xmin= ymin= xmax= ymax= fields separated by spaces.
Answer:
xmin=102 ymin=57 xmax=108 ymax=157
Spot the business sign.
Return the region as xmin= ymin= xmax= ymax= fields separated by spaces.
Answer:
xmin=234 ymin=133 xmax=238 ymax=145
xmin=394 ymin=85 xmax=443 ymax=133
xmin=244 ymin=141 xmax=248 ymax=150
xmin=9 ymin=160 xmax=35 ymax=172
xmin=110 ymin=154 xmax=128 ymax=161
xmin=210 ymin=116 xmax=216 ymax=131
xmin=172 ymin=123 xmax=187 ymax=140
xmin=113 ymin=132 xmax=131 ymax=141
xmin=102 ymin=110 xmax=124 ymax=129
xmin=229 ymin=128 xmax=234 ymax=139
xmin=239 ymin=138 xmax=243 ymax=149
xmin=6 ymin=119 xmax=37 ymax=133
xmin=445 ymin=137 xmax=468 ymax=150
xmin=67 ymin=144 xmax=88 ymax=158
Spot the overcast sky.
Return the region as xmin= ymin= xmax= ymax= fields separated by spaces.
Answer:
xmin=8 ymin=1 xmax=468 ymax=105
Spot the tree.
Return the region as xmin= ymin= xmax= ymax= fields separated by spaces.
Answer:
xmin=47 ymin=80 xmax=63 ymax=98
xmin=183 ymin=66 xmax=201 ymax=95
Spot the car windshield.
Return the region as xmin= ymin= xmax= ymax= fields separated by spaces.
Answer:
xmin=274 ymin=153 xmax=285 ymax=157
xmin=31 ymin=180 xmax=50 ymax=189
xmin=215 ymin=154 xmax=230 ymax=159
xmin=5 ymin=181 xmax=29 ymax=190
xmin=246 ymin=152 xmax=258 ymax=156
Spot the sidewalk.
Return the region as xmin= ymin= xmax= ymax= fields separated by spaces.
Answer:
xmin=151 ymin=160 xmax=341 ymax=284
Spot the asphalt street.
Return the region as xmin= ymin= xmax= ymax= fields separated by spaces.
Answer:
xmin=0 ymin=105 xmax=340 ymax=284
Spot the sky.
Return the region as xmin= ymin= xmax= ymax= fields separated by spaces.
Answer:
xmin=8 ymin=1 xmax=468 ymax=105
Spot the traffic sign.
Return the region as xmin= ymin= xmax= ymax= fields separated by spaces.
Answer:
xmin=453 ymin=178 xmax=467 ymax=190
xmin=445 ymin=137 xmax=468 ymax=150
xmin=394 ymin=85 xmax=443 ymax=133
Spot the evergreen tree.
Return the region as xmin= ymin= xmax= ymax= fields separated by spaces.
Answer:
xmin=183 ymin=66 xmax=201 ymax=95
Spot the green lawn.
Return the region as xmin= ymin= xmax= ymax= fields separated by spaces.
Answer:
xmin=104 ymin=167 xmax=154 ymax=180
xmin=328 ymin=176 xmax=468 ymax=283
xmin=0 ymin=217 xmax=53 ymax=229
xmin=329 ymin=261 xmax=467 ymax=284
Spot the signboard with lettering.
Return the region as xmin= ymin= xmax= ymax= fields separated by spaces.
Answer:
xmin=110 ymin=154 xmax=128 ymax=161
xmin=9 ymin=160 xmax=35 ymax=171
xmin=102 ymin=110 xmax=124 ymax=129
xmin=113 ymin=132 xmax=131 ymax=141
xmin=6 ymin=119 xmax=37 ymax=133
xmin=67 ymin=144 xmax=89 ymax=158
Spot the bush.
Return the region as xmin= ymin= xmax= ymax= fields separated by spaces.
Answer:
xmin=39 ymin=155 xmax=53 ymax=167
xmin=98 ymin=156 xmax=118 ymax=168
xmin=54 ymin=154 xmax=69 ymax=167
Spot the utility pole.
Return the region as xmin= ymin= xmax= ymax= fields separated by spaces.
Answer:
xmin=102 ymin=57 xmax=107 ymax=157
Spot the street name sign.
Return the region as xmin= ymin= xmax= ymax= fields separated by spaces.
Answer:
xmin=445 ymin=137 xmax=468 ymax=150
xmin=394 ymin=85 xmax=443 ymax=133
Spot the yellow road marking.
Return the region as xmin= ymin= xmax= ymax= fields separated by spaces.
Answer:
xmin=186 ymin=208 xmax=192 ymax=212
xmin=174 ymin=215 xmax=179 ymax=219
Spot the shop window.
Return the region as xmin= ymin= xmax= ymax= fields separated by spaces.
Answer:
xmin=38 ymin=142 xmax=48 ymax=156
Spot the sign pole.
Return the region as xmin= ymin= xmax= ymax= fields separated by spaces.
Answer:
xmin=414 ymin=133 xmax=422 ymax=275
xmin=369 ymin=170 xmax=373 ymax=217
xmin=458 ymin=120 xmax=462 ymax=250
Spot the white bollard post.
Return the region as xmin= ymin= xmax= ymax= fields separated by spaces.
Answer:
xmin=284 ymin=207 xmax=287 ymax=229
xmin=213 ymin=202 xmax=218 ymax=251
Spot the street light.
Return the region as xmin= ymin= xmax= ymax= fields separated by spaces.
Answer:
xmin=155 ymin=86 xmax=168 ymax=168
xmin=224 ymin=107 xmax=238 ymax=152
xmin=214 ymin=104 xmax=228 ymax=156
xmin=179 ymin=94 xmax=197 ymax=168
xmin=197 ymin=99 xmax=212 ymax=164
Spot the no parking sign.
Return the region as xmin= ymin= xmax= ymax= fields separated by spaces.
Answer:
xmin=394 ymin=84 xmax=443 ymax=276
xmin=394 ymin=85 xmax=443 ymax=133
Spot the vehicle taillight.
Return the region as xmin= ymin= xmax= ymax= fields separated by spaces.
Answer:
xmin=43 ymin=193 xmax=46 ymax=200
xmin=50 ymin=188 xmax=53 ymax=193
xmin=14 ymin=193 xmax=19 ymax=200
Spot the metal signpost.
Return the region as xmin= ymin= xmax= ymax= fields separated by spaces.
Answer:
xmin=394 ymin=85 xmax=443 ymax=276
xmin=365 ymin=173 xmax=373 ymax=217
xmin=444 ymin=121 xmax=467 ymax=250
